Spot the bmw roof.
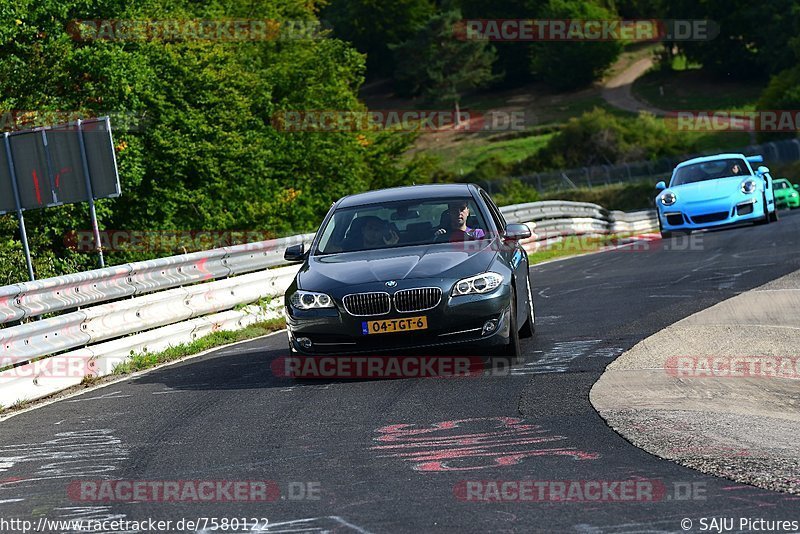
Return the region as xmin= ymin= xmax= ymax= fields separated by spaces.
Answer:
xmin=337 ymin=183 xmax=479 ymax=208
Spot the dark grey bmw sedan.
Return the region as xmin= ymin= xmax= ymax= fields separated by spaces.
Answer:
xmin=283 ymin=183 xmax=535 ymax=360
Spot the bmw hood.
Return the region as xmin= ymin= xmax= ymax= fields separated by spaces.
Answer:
xmin=297 ymin=241 xmax=498 ymax=289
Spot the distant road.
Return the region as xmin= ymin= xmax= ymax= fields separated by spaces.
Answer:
xmin=602 ymin=57 xmax=666 ymax=116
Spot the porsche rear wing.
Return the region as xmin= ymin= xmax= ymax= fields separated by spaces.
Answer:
xmin=746 ymin=155 xmax=764 ymax=164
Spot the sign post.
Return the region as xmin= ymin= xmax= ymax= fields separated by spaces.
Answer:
xmin=3 ymin=132 xmax=35 ymax=281
xmin=76 ymin=119 xmax=105 ymax=268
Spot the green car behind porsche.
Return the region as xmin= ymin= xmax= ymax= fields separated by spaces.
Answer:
xmin=773 ymin=178 xmax=800 ymax=209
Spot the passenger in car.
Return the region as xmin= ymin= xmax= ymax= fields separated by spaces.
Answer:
xmin=343 ymin=216 xmax=399 ymax=250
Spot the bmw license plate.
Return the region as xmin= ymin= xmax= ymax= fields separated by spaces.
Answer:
xmin=362 ymin=316 xmax=428 ymax=335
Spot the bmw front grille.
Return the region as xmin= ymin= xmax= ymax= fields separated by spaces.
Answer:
xmin=343 ymin=292 xmax=391 ymax=316
xmin=393 ymin=287 xmax=442 ymax=313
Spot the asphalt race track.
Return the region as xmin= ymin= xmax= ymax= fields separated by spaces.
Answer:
xmin=1 ymin=211 xmax=800 ymax=534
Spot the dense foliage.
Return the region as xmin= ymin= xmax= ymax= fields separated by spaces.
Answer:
xmin=0 ymin=0 xmax=432 ymax=282
xmin=391 ymin=9 xmax=498 ymax=105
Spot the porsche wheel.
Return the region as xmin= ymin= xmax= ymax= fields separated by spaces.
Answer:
xmin=769 ymin=203 xmax=779 ymax=222
xmin=756 ymin=193 xmax=771 ymax=225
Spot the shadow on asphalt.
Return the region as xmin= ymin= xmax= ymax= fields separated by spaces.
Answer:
xmin=128 ymin=336 xmax=520 ymax=392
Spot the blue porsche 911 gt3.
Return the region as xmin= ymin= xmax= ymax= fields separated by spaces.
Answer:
xmin=655 ymin=153 xmax=778 ymax=238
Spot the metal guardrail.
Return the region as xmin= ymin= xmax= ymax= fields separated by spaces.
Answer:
xmin=0 ymin=233 xmax=314 ymax=325
xmin=0 ymin=201 xmax=657 ymax=407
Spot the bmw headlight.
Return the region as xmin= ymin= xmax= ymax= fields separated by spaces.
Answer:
xmin=290 ymin=290 xmax=334 ymax=310
xmin=660 ymin=192 xmax=677 ymax=206
xmin=741 ymin=179 xmax=758 ymax=194
xmin=791 ymin=192 xmax=798 ymax=198
xmin=452 ymin=272 xmax=503 ymax=296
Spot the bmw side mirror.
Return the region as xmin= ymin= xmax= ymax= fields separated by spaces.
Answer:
xmin=284 ymin=243 xmax=306 ymax=262
xmin=794 ymin=184 xmax=799 ymax=190
xmin=655 ymin=181 xmax=666 ymax=191
xmin=503 ymin=223 xmax=532 ymax=241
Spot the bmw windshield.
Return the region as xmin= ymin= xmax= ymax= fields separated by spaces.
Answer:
xmin=671 ymin=158 xmax=752 ymax=186
xmin=315 ymin=197 xmax=491 ymax=254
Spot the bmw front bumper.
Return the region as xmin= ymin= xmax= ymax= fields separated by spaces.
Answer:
xmin=285 ymin=281 xmax=512 ymax=356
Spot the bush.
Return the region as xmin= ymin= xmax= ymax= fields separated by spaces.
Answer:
xmin=492 ymin=179 xmax=540 ymax=206
xmin=515 ymin=108 xmax=694 ymax=172
xmin=755 ymin=65 xmax=800 ymax=142
xmin=466 ymin=156 xmax=514 ymax=182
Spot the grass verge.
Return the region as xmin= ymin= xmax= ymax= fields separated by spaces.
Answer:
xmin=112 ymin=318 xmax=286 ymax=375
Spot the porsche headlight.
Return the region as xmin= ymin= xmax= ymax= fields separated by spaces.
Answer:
xmin=660 ymin=192 xmax=677 ymax=206
xmin=452 ymin=272 xmax=503 ymax=296
xmin=290 ymin=290 xmax=334 ymax=309
xmin=741 ymin=179 xmax=758 ymax=194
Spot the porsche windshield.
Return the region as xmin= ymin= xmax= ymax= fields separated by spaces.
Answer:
xmin=671 ymin=158 xmax=752 ymax=186
xmin=315 ymin=197 xmax=491 ymax=254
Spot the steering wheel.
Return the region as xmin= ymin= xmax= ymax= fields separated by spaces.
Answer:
xmin=432 ymin=228 xmax=449 ymax=243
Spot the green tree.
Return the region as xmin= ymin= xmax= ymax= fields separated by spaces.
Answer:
xmin=456 ymin=0 xmax=546 ymax=85
xmin=322 ymin=0 xmax=436 ymax=78
xmin=530 ymin=0 xmax=622 ymax=90
xmin=662 ymin=0 xmax=800 ymax=77
xmin=392 ymin=9 xmax=498 ymax=119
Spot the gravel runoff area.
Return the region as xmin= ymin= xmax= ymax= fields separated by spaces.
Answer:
xmin=590 ymin=268 xmax=800 ymax=494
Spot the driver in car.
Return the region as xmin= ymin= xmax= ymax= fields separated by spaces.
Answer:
xmin=435 ymin=201 xmax=486 ymax=241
